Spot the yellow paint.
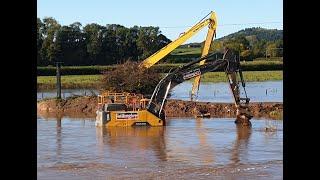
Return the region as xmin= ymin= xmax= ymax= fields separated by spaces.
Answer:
xmin=140 ymin=12 xmax=217 ymax=69
xmin=105 ymin=110 xmax=164 ymax=127
xmin=191 ymin=12 xmax=217 ymax=99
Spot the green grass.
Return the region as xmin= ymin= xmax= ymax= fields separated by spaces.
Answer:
xmin=38 ymin=71 xmax=282 ymax=90
xmin=37 ymin=75 xmax=102 ymax=90
xmin=37 ymin=66 xmax=114 ymax=76
xmin=171 ymin=47 xmax=202 ymax=55
xmin=199 ymin=71 xmax=283 ymax=82
xmin=169 ymin=47 xmax=283 ymax=62
xmin=254 ymin=57 xmax=283 ymax=61
xmin=38 ymin=60 xmax=282 ymax=76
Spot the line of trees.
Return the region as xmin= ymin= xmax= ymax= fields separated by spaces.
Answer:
xmin=37 ymin=17 xmax=172 ymax=66
xmin=210 ymin=28 xmax=283 ymax=61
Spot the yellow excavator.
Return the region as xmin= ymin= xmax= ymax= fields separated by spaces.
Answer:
xmin=98 ymin=11 xmax=218 ymax=105
xmin=96 ymin=11 xmax=252 ymax=127
xmin=96 ymin=49 xmax=253 ymax=127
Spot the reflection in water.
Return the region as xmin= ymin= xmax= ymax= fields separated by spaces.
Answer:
xmin=96 ymin=126 xmax=167 ymax=162
xmin=37 ymin=117 xmax=283 ymax=179
xmin=230 ymin=125 xmax=252 ymax=165
xmin=195 ymin=118 xmax=215 ymax=164
xmin=263 ymin=120 xmax=281 ymax=144
xmin=57 ymin=117 xmax=61 ymax=128
xmin=38 ymin=117 xmax=283 ymax=179
xmin=56 ymin=116 xmax=62 ymax=158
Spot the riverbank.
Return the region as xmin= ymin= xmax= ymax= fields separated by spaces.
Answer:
xmin=37 ymin=96 xmax=283 ymax=119
xmin=37 ymin=71 xmax=283 ymax=90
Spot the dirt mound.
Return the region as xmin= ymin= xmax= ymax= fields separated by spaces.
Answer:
xmin=37 ymin=96 xmax=283 ymax=119
xmin=101 ymin=61 xmax=161 ymax=95
xmin=37 ymin=96 xmax=97 ymax=117
xmin=164 ymin=100 xmax=283 ymax=119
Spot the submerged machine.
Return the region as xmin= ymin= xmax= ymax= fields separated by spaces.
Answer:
xmin=96 ymin=49 xmax=253 ymax=127
xmin=99 ymin=11 xmax=218 ymax=104
xmin=96 ymin=11 xmax=252 ymax=127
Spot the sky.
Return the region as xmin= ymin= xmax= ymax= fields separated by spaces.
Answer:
xmin=37 ymin=0 xmax=283 ymax=43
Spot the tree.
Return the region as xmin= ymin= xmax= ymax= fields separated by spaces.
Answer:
xmin=252 ymin=40 xmax=267 ymax=58
xmin=208 ymin=27 xmax=283 ymax=60
xmin=83 ymin=23 xmax=105 ymax=64
xmin=37 ymin=17 xmax=172 ymax=66
xmin=222 ymin=36 xmax=251 ymax=61
xmin=54 ymin=23 xmax=86 ymax=65
xmin=37 ymin=18 xmax=44 ymax=65
xmin=210 ymin=41 xmax=224 ymax=52
xmin=114 ymin=25 xmax=132 ymax=63
xmin=240 ymin=50 xmax=254 ymax=61
xmin=266 ymin=40 xmax=283 ymax=57
xmin=101 ymin=26 xmax=117 ymax=65
xmin=40 ymin=17 xmax=61 ymax=64
xmin=137 ymin=26 xmax=170 ymax=60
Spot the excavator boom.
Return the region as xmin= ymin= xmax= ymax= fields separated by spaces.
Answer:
xmin=191 ymin=18 xmax=217 ymax=100
xmin=147 ymin=49 xmax=252 ymax=125
xmin=140 ymin=12 xmax=217 ymax=68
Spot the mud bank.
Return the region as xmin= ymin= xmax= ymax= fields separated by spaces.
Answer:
xmin=37 ymin=96 xmax=283 ymax=119
xmin=165 ymin=99 xmax=282 ymax=119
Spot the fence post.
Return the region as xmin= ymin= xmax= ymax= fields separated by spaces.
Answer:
xmin=56 ymin=62 xmax=63 ymax=99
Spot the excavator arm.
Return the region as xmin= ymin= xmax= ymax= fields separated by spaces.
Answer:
xmin=140 ymin=11 xmax=217 ymax=68
xmin=147 ymin=49 xmax=253 ymax=126
xmin=191 ymin=17 xmax=217 ymax=100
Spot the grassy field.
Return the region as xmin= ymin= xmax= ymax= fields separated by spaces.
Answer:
xmin=37 ymin=75 xmax=102 ymax=90
xmin=171 ymin=47 xmax=202 ymax=55
xmin=200 ymin=71 xmax=282 ymax=82
xmin=37 ymin=60 xmax=282 ymax=76
xmin=168 ymin=47 xmax=282 ymax=61
xmin=37 ymin=47 xmax=283 ymax=90
xmin=37 ymin=71 xmax=283 ymax=90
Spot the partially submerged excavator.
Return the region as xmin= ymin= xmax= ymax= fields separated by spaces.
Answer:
xmin=96 ymin=11 xmax=253 ymax=127
xmin=96 ymin=48 xmax=253 ymax=127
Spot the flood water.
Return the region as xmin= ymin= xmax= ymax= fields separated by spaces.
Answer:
xmin=169 ymin=80 xmax=283 ymax=102
xmin=37 ymin=89 xmax=99 ymax=100
xmin=37 ymin=81 xmax=282 ymax=102
xmin=37 ymin=116 xmax=283 ymax=179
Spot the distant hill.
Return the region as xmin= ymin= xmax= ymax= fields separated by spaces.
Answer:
xmin=220 ymin=27 xmax=282 ymax=41
xmin=171 ymin=27 xmax=283 ymax=62
xmin=181 ymin=27 xmax=283 ymax=47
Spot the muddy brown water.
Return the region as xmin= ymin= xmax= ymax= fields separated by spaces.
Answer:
xmin=37 ymin=116 xmax=283 ymax=179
